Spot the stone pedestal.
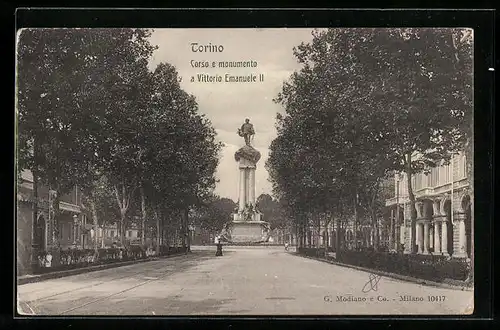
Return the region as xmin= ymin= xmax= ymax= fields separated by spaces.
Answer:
xmin=230 ymin=221 xmax=269 ymax=243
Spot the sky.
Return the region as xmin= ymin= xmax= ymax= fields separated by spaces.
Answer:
xmin=148 ymin=28 xmax=318 ymax=202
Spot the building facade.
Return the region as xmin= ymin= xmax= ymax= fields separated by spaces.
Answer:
xmin=89 ymin=223 xmax=140 ymax=248
xmin=17 ymin=169 xmax=86 ymax=275
xmin=385 ymin=151 xmax=472 ymax=258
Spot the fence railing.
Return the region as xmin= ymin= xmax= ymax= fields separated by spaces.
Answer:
xmin=297 ymin=247 xmax=471 ymax=283
xmin=34 ymin=245 xmax=188 ymax=274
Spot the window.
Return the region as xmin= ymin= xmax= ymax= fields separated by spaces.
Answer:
xmin=128 ymin=230 xmax=133 ymax=237
xmin=432 ymin=167 xmax=439 ymax=187
xmin=110 ymin=230 xmax=114 ymax=237
xmin=441 ymin=163 xmax=449 ymax=184
xmin=453 ymin=155 xmax=459 ymax=180
xmin=415 ymin=173 xmax=422 ymax=190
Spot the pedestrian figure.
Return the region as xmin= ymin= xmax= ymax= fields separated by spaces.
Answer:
xmin=215 ymin=236 xmax=223 ymax=257
xmin=45 ymin=253 xmax=52 ymax=268
xmin=284 ymin=242 xmax=289 ymax=251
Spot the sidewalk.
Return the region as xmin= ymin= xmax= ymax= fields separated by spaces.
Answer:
xmin=293 ymin=253 xmax=473 ymax=292
xmin=17 ymin=252 xmax=189 ymax=285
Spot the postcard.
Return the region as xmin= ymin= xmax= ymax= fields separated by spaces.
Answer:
xmin=16 ymin=27 xmax=474 ymax=315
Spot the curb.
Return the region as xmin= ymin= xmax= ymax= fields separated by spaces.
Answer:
xmin=17 ymin=252 xmax=190 ymax=285
xmin=294 ymin=253 xmax=473 ymax=292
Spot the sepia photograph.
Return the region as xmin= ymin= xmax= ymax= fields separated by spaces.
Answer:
xmin=16 ymin=27 xmax=474 ymax=316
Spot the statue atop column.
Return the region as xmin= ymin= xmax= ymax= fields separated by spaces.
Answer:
xmin=238 ymin=118 xmax=255 ymax=146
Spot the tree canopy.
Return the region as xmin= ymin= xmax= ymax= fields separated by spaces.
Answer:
xmin=17 ymin=28 xmax=222 ymax=249
xmin=267 ymin=28 xmax=473 ymax=251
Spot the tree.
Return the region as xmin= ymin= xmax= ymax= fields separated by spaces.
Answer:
xmin=81 ymin=175 xmax=119 ymax=250
xmin=268 ymin=29 xmax=389 ymax=250
xmin=17 ymin=29 xmax=118 ymax=252
xmin=17 ymin=26 xmax=225 ymax=266
xmin=137 ymin=62 xmax=222 ymax=250
xmin=192 ymin=196 xmax=236 ymax=235
xmin=358 ymin=28 xmax=472 ymax=253
xmin=268 ymin=28 xmax=472 ymax=255
xmin=256 ymin=194 xmax=288 ymax=230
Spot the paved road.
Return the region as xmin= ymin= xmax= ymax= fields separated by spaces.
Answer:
xmin=17 ymin=246 xmax=473 ymax=315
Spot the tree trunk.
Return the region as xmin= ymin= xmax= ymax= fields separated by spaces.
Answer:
xmin=51 ymin=188 xmax=61 ymax=248
xmin=324 ymin=216 xmax=331 ymax=257
xmin=389 ymin=208 xmax=394 ymax=250
xmin=353 ymin=193 xmax=359 ymax=250
xmin=297 ymin=221 xmax=301 ymax=248
xmin=303 ymin=215 xmax=307 ymax=248
xmin=307 ymin=215 xmax=311 ymax=248
xmin=180 ymin=211 xmax=186 ymax=248
xmin=372 ymin=180 xmax=381 ymax=251
xmin=335 ymin=217 xmax=341 ymax=254
xmin=296 ymin=215 xmax=301 ymax=248
xmin=370 ymin=204 xmax=379 ymax=251
xmin=113 ymin=183 xmax=132 ymax=246
xmin=298 ymin=214 xmax=304 ymax=248
xmin=155 ymin=209 xmax=160 ymax=253
xmin=302 ymin=220 xmax=305 ymax=248
xmin=90 ymin=198 xmax=99 ymax=255
xmin=466 ymin=136 xmax=474 ymax=282
xmin=294 ymin=223 xmax=297 ymax=246
xmin=140 ymin=185 xmax=146 ymax=246
xmin=119 ymin=211 xmax=126 ymax=245
xmin=405 ymin=153 xmax=418 ymax=254
xmin=31 ymin=163 xmax=40 ymax=271
xmin=315 ymin=213 xmax=321 ymax=248
xmin=183 ymin=208 xmax=190 ymax=252
xmin=101 ymin=221 xmax=105 ymax=248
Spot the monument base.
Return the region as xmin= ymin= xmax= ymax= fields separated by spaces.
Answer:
xmin=229 ymin=221 xmax=270 ymax=243
xmin=233 ymin=212 xmax=261 ymax=222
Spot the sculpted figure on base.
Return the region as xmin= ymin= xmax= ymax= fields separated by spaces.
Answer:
xmin=238 ymin=118 xmax=255 ymax=146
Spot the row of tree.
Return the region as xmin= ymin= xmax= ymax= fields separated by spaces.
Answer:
xmin=17 ymin=28 xmax=223 ymax=254
xmin=267 ymin=28 xmax=473 ymax=252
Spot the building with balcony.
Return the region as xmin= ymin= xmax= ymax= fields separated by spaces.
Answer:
xmin=17 ymin=169 xmax=87 ymax=275
xmin=385 ymin=151 xmax=472 ymax=258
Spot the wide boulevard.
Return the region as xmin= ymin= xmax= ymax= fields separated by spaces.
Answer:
xmin=17 ymin=246 xmax=472 ymax=315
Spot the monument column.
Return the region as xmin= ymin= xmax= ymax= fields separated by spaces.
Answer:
xmin=249 ymin=168 xmax=256 ymax=205
xmin=239 ymin=168 xmax=246 ymax=212
xmin=245 ymin=169 xmax=250 ymax=206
